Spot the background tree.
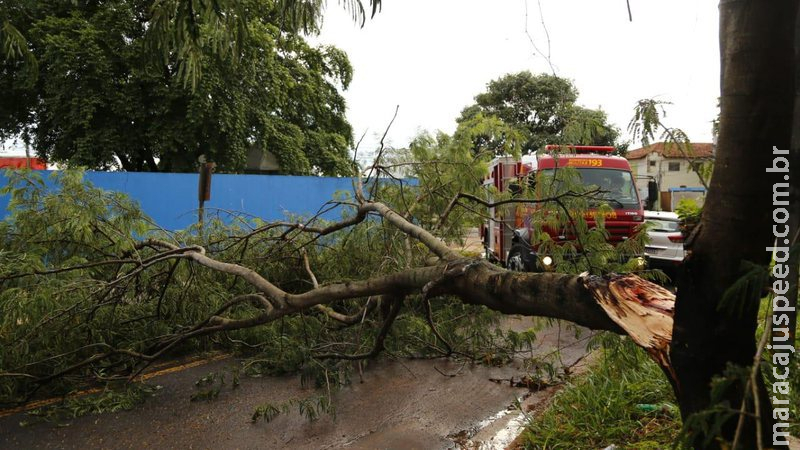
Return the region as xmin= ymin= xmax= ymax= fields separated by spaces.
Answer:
xmin=0 ymin=0 xmax=355 ymax=174
xmin=456 ymin=71 xmax=621 ymax=156
xmin=450 ymin=112 xmax=526 ymax=159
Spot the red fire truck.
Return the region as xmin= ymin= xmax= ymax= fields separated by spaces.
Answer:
xmin=482 ymin=145 xmax=645 ymax=271
xmin=0 ymin=157 xmax=47 ymax=170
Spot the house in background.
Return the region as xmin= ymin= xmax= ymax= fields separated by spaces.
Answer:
xmin=245 ymin=145 xmax=281 ymax=174
xmin=626 ymin=142 xmax=714 ymax=211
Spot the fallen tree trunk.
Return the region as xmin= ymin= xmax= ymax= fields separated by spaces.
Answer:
xmin=0 ymin=186 xmax=679 ymax=402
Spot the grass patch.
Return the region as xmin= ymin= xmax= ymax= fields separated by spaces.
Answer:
xmin=521 ymin=336 xmax=681 ymax=449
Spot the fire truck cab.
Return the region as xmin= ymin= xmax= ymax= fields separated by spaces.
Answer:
xmin=482 ymin=145 xmax=645 ymax=271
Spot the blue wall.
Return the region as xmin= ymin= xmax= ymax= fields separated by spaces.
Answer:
xmin=0 ymin=171 xmax=361 ymax=231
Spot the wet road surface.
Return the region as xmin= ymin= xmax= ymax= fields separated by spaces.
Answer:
xmin=0 ymin=318 xmax=592 ymax=450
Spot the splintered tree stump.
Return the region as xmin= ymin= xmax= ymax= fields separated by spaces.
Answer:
xmin=582 ymin=273 xmax=676 ymax=376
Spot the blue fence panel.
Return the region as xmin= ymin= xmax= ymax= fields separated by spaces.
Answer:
xmin=0 ymin=171 xmax=361 ymax=231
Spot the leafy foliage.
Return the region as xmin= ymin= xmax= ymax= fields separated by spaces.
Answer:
xmin=384 ymin=131 xmax=491 ymax=237
xmin=452 ymin=112 xmax=526 ymax=159
xmin=0 ymin=150 xmax=656 ymax=421
xmin=1 ymin=0 xmax=381 ymax=86
xmin=674 ymin=197 xmax=701 ymax=222
xmin=523 ymin=163 xmax=649 ymax=275
xmin=19 ymin=383 xmax=162 ymax=427
xmin=679 ymin=269 xmax=800 ymax=444
xmin=456 ymin=72 xmax=622 ymax=156
xmin=189 ymin=367 xmax=240 ymax=401
xmin=252 ymin=394 xmax=335 ymax=423
xmin=384 ymin=132 xmax=650 ymax=277
xmin=1 ymin=0 xmax=355 ymax=174
xmin=0 ymin=169 xmax=525 ymax=406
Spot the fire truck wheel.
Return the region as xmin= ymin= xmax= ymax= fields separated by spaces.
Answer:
xmin=506 ymin=244 xmax=531 ymax=272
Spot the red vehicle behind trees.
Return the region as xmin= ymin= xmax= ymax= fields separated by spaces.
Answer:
xmin=481 ymin=145 xmax=645 ymax=271
xmin=0 ymin=157 xmax=47 ymax=170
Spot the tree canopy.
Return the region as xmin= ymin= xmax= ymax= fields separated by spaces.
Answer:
xmin=0 ymin=0 xmax=355 ymax=174
xmin=456 ymin=72 xmax=621 ymax=156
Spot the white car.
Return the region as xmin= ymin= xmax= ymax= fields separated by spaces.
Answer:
xmin=644 ymin=211 xmax=686 ymax=273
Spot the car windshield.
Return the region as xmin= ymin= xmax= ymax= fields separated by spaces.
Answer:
xmin=537 ymin=168 xmax=640 ymax=208
xmin=647 ymin=219 xmax=681 ymax=232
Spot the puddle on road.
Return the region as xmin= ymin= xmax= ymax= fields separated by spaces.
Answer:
xmin=448 ymin=395 xmax=528 ymax=450
xmin=449 ymin=377 xmax=575 ymax=449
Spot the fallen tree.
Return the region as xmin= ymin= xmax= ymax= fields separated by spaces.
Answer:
xmin=0 ymin=1 xmax=798 ymax=448
xmin=0 ymin=166 xmax=671 ymax=393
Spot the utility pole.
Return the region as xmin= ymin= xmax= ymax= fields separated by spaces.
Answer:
xmin=198 ymin=162 xmax=215 ymax=229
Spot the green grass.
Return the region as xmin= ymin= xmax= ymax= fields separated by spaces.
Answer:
xmin=521 ymin=337 xmax=682 ymax=450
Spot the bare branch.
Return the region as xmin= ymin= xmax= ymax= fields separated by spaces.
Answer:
xmin=303 ymin=249 xmax=379 ymax=325
xmin=1 ymin=258 xmax=141 ymax=281
xmin=314 ymin=294 xmax=404 ymax=360
xmin=524 ymin=0 xmax=556 ymax=75
xmin=363 ymin=105 xmax=401 ymax=197
xmin=362 ymin=201 xmax=458 ymax=261
xmin=437 ymin=188 xmax=602 ymax=229
xmin=424 ymin=298 xmax=453 ymax=356
xmin=302 ymin=249 xmax=320 ymax=288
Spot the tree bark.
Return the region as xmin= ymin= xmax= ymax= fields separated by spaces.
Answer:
xmin=670 ymin=1 xmax=798 ymax=447
xmin=787 ymin=3 xmax=800 ymax=345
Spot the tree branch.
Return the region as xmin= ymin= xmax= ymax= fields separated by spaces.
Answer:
xmin=314 ymin=294 xmax=404 ymax=360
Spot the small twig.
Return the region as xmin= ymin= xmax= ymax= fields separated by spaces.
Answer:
xmin=436 ymin=189 xmax=602 ymax=229
xmin=553 ymin=198 xmax=596 ymax=273
xmin=424 ymin=298 xmax=453 ymax=356
xmin=731 ymin=307 xmax=772 ymax=450
xmin=524 ymin=0 xmax=556 ymax=75
xmin=433 ymin=361 xmax=467 ymax=378
xmin=352 ymin=128 xmax=369 ymax=165
xmin=536 ymin=0 xmax=553 ymax=68
xmin=365 ymin=105 xmax=401 ymax=200
xmin=1 ymin=258 xmax=141 ymax=281
xmin=301 ymin=249 xmax=320 ymax=288
xmin=155 ymin=260 xmax=180 ymax=319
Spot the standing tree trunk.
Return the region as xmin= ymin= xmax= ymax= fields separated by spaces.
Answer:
xmin=788 ymin=1 xmax=800 ymax=345
xmin=670 ymin=1 xmax=798 ymax=447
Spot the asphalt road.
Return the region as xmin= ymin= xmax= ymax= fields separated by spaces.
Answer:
xmin=0 ymin=318 xmax=592 ymax=450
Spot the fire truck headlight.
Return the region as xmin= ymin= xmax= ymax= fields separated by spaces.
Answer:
xmin=542 ymin=256 xmax=553 ymax=267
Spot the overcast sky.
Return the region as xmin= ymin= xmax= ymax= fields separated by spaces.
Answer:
xmin=2 ymin=1 xmax=719 ymax=159
xmin=314 ymin=0 xmax=720 ymax=158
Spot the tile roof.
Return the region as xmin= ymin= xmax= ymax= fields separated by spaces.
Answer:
xmin=626 ymin=142 xmax=714 ymax=160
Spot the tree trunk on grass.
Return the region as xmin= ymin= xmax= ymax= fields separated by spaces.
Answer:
xmin=788 ymin=0 xmax=800 ymax=345
xmin=670 ymin=1 xmax=798 ymax=447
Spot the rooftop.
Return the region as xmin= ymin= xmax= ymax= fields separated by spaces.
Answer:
xmin=626 ymin=142 xmax=714 ymax=160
